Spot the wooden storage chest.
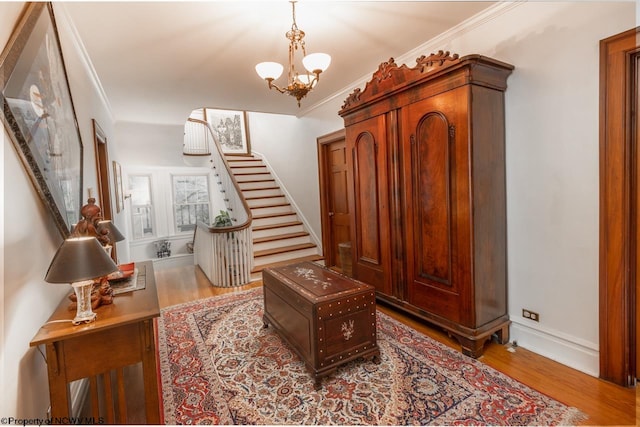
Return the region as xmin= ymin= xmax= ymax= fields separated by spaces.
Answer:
xmin=262 ymin=261 xmax=379 ymax=388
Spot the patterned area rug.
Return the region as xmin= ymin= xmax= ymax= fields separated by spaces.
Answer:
xmin=158 ymin=288 xmax=586 ymax=425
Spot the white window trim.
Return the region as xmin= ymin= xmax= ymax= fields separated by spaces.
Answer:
xmin=128 ymin=173 xmax=155 ymax=241
xmin=170 ymin=172 xmax=213 ymax=235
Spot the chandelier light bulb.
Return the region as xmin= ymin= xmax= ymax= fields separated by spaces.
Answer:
xmin=302 ymin=53 xmax=331 ymax=74
xmin=255 ymin=62 xmax=284 ymax=80
xmin=296 ymin=74 xmax=312 ymax=85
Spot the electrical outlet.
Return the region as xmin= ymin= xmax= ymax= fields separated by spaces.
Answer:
xmin=522 ymin=308 xmax=540 ymax=322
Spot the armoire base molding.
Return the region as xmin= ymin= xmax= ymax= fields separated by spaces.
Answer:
xmin=377 ymin=295 xmax=510 ymax=358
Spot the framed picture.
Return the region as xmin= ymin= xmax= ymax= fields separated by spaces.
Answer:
xmin=0 ymin=3 xmax=83 ymax=238
xmin=205 ymin=108 xmax=251 ymax=155
xmin=113 ymin=161 xmax=124 ymax=213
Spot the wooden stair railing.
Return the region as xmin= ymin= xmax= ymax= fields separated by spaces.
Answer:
xmin=187 ymin=118 xmax=254 ymax=287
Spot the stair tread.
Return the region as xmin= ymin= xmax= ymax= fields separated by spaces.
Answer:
xmin=252 ymin=255 xmax=325 ymax=273
xmin=254 ymin=242 xmax=317 ymax=258
xmin=252 ymin=220 xmax=303 ymax=231
xmin=253 ymin=212 xmax=296 ymax=220
xmin=253 ymin=231 xmax=309 ymax=244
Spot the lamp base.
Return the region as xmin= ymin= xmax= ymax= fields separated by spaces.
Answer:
xmin=71 ymin=280 xmax=97 ymax=325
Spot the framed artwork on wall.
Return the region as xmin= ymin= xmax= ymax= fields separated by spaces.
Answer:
xmin=113 ymin=161 xmax=124 ymax=213
xmin=205 ymin=108 xmax=251 ymax=155
xmin=0 ymin=2 xmax=83 ymax=238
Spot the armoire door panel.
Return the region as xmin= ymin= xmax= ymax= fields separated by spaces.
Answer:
xmin=355 ymin=132 xmax=381 ymax=264
xmin=401 ymin=91 xmax=470 ymax=323
xmin=346 ymin=115 xmax=392 ymax=295
xmin=413 ymin=112 xmax=453 ymax=286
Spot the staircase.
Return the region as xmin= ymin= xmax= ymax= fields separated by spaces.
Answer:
xmin=226 ymin=154 xmax=323 ymax=280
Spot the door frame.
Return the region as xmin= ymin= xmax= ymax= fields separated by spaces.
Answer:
xmin=92 ymin=119 xmax=117 ymax=261
xmin=93 ymin=119 xmax=113 ymax=219
xmin=317 ymin=129 xmax=346 ymax=268
xmin=599 ymin=26 xmax=640 ymax=387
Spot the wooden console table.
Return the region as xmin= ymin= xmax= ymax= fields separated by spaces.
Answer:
xmin=30 ymin=261 xmax=161 ymax=424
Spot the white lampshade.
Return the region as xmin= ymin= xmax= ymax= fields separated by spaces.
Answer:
xmin=303 ymin=53 xmax=331 ymax=73
xmin=255 ymin=62 xmax=284 ymax=80
xmin=296 ymin=74 xmax=313 ymax=85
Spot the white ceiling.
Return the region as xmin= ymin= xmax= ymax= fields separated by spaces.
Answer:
xmin=60 ymin=1 xmax=495 ymax=124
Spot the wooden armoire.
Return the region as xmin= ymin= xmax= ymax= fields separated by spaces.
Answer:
xmin=338 ymin=51 xmax=514 ymax=357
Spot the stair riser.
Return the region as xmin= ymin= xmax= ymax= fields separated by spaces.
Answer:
xmin=247 ymin=196 xmax=288 ymax=208
xmin=252 ymin=214 xmax=298 ymax=228
xmin=252 ymin=224 xmax=305 ymax=238
xmin=227 ymin=160 xmax=264 ymax=167
xmin=253 ymin=236 xmax=313 ymax=252
xmin=254 ymin=247 xmax=321 ymax=267
xmin=251 ymin=205 xmax=292 ymax=216
xmin=228 ymin=155 xmax=255 ymax=160
xmin=231 ymin=167 xmax=268 ymax=174
xmin=235 ymin=174 xmax=272 ymax=182
xmin=239 ymin=181 xmax=277 ymax=190
xmin=242 ymin=188 xmax=282 ymax=198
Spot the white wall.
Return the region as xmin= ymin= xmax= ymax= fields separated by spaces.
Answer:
xmin=1 ymin=2 xmax=116 ymax=417
xmin=247 ymin=112 xmax=341 ymax=245
xmin=114 ymin=121 xmax=187 ymax=167
xmin=464 ymin=0 xmax=632 ymax=377
xmin=301 ymin=1 xmax=636 ymax=376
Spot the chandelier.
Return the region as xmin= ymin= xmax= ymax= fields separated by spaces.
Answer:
xmin=255 ymin=1 xmax=331 ymax=107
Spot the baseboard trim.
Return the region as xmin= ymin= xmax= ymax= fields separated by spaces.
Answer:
xmin=509 ymin=319 xmax=599 ymax=378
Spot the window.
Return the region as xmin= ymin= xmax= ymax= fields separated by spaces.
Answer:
xmin=129 ymin=175 xmax=154 ymax=239
xmin=172 ymin=175 xmax=211 ymax=233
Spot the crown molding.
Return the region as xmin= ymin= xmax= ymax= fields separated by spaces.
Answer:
xmin=53 ymin=3 xmax=115 ymax=124
xmin=301 ymin=0 xmax=526 ymax=117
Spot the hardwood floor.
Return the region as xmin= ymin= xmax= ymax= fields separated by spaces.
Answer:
xmin=154 ymin=264 xmax=637 ymax=426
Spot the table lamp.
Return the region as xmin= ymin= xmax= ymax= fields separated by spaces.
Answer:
xmin=45 ymin=236 xmax=119 ymax=325
xmin=97 ymin=219 xmax=125 ymax=259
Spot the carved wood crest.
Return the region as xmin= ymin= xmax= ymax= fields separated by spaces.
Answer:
xmin=340 ymin=50 xmax=461 ymax=112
